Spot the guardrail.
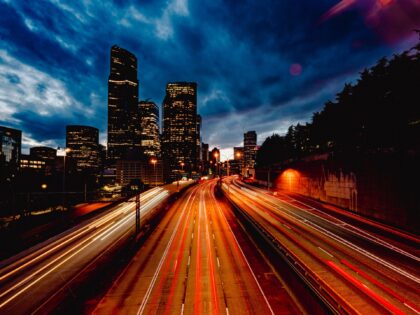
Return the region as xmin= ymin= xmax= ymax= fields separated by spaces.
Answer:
xmin=218 ymin=184 xmax=358 ymax=315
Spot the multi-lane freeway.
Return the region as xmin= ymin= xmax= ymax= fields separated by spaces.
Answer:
xmin=1 ymin=177 xmax=419 ymax=314
xmin=223 ymin=177 xmax=420 ymax=314
xmin=93 ymin=180 xmax=300 ymax=314
xmin=0 ymin=184 xmax=190 ymax=314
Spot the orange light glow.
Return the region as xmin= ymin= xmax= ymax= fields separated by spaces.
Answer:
xmin=278 ymin=168 xmax=300 ymax=192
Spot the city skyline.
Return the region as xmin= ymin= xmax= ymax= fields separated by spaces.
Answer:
xmin=1 ymin=1 xmax=419 ymax=156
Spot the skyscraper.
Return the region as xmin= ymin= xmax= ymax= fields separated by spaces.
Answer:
xmin=244 ymin=131 xmax=257 ymax=175
xmin=196 ymin=115 xmax=202 ymax=165
xmin=107 ymin=45 xmax=139 ymax=162
xmin=139 ymin=100 xmax=160 ymax=157
xmin=66 ymin=125 xmax=99 ymax=171
xmin=0 ymin=125 xmax=21 ymax=179
xmin=162 ymin=82 xmax=198 ymax=180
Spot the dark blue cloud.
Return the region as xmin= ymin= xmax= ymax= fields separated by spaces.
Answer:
xmin=0 ymin=0 xmax=418 ymax=154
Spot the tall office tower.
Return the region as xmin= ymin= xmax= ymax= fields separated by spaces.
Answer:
xmin=244 ymin=131 xmax=257 ymax=171
xmin=162 ymin=82 xmax=198 ymax=180
xmin=0 ymin=125 xmax=21 ymax=179
xmin=196 ymin=115 xmax=202 ymax=165
xmin=66 ymin=125 xmax=99 ymax=171
xmin=139 ymin=100 xmax=160 ymax=157
xmin=107 ymin=45 xmax=139 ymax=163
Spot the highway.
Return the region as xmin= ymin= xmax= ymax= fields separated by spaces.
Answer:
xmin=223 ymin=177 xmax=420 ymax=314
xmin=0 ymin=184 xmax=189 ymax=314
xmin=93 ymin=180 xmax=300 ymax=314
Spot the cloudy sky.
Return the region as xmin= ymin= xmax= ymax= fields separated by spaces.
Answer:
xmin=0 ymin=0 xmax=419 ymax=157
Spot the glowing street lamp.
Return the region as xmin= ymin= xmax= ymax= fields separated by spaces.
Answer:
xmin=150 ymin=157 xmax=158 ymax=187
xmin=213 ymin=152 xmax=220 ymax=177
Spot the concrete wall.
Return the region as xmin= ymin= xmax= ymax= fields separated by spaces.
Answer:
xmin=258 ymin=154 xmax=419 ymax=233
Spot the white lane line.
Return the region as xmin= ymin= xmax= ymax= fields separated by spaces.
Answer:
xmin=137 ymin=189 xmax=196 ymax=315
xmin=226 ymin=307 xmax=230 ymax=315
xmin=241 ymin=181 xmax=419 ymax=262
xmin=181 ymin=303 xmax=185 ymax=315
xmin=174 ymin=259 xmax=178 ymax=270
xmin=217 ymin=257 xmax=220 ymax=268
xmin=235 ymin=184 xmax=420 ymax=284
xmin=211 ymin=192 xmax=275 ymax=315
xmin=318 ymin=246 xmax=333 ymax=257
xmin=188 ymin=255 xmax=191 ymax=266
xmin=192 ymin=233 xmax=194 ymax=239
xmin=404 ymin=302 xmax=420 ymax=314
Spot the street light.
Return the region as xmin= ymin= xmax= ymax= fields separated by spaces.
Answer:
xmin=61 ymin=147 xmax=71 ymax=210
xmin=177 ymin=161 xmax=185 ymax=191
xmin=235 ymin=151 xmax=243 ymax=178
xmin=213 ymin=152 xmax=220 ymax=177
xmin=150 ymin=157 xmax=157 ymax=187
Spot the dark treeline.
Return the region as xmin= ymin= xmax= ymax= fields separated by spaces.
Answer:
xmin=257 ymin=35 xmax=420 ymax=167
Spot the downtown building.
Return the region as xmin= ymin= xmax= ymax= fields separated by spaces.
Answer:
xmin=162 ymin=82 xmax=200 ymax=181
xmin=0 ymin=125 xmax=21 ymax=180
xmin=66 ymin=125 xmax=99 ymax=172
xmin=139 ymin=100 xmax=160 ymax=157
xmin=243 ymin=131 xmax=257 ymax=177
xmin=30 ymin=146 xmax=57 ymax=175
xmin=107 ymin=45 xmax=140 ymax=163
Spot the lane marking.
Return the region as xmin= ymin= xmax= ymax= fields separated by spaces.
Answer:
xmin=240 ymin=181 xmax=419 ymax=262
xmin=404 ymin=302 xmax=420 ymax=315
xmin=211 ymin=190 xmax=275 ymax=315
xmin=234 ymin=183 xmax=420 ymax=284
xmin=318 ymin=246 xmax=333 ymax=257
xmin=136 ymin=189 xmax=196 ymax=315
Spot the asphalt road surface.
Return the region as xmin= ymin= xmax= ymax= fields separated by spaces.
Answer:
xmin=0 ymin=183 xmax=191 ymax=315
xmin=93 ymin=180 xmax=300 ymax=315
xmin=223 ymin=178 xmax=420 ymax=314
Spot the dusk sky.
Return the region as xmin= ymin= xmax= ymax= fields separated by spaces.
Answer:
xmin=0 ymin=0 xmax=419 ymax=157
